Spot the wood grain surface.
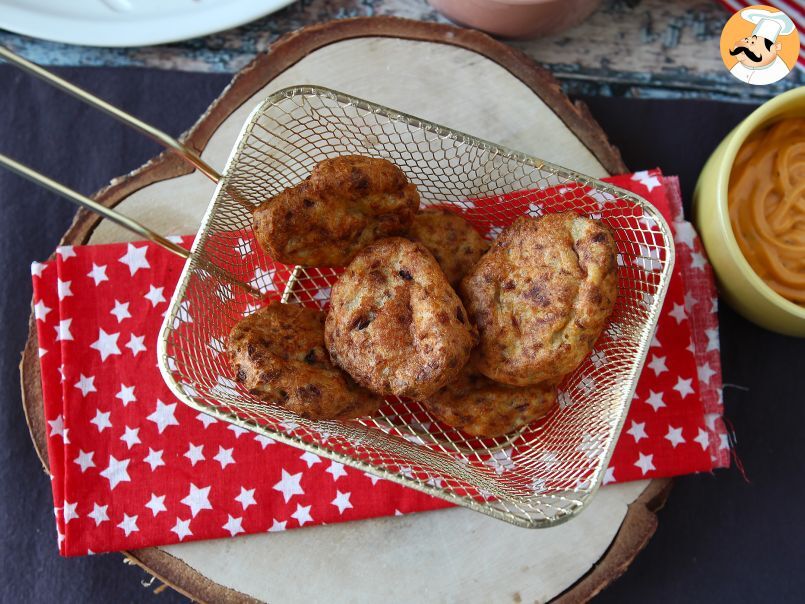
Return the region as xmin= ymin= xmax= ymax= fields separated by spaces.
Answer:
xmin=19 ymin=17 xmax=669 ymax=603
xmin=2 ymin=0 xmax=801 ymax=101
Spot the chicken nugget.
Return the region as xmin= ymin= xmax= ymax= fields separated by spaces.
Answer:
xmin=461 ymin=212 xmax=617 ymax=386
xmin=325 ymin=237 xmax=476 ymax=399
xmin=408 ymin=208 xmax=489 ymax=287
xmin=228 ymin=303 xmax=381 ymax=420
xmin=252 ymin=155 xmax=419 ymax=267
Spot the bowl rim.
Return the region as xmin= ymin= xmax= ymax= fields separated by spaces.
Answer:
xmin=714 ymin=86 xmax=805 ymax=320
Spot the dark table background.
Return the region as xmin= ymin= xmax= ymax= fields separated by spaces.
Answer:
xmin=0 ymin=65 xmax=802 ymax=603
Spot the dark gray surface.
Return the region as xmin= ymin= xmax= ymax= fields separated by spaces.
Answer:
xmin=0 ymin=65 xmax=802 ymax=603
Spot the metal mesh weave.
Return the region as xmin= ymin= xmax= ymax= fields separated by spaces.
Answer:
xmin=158 ymin=86 xmax=674 ymax=528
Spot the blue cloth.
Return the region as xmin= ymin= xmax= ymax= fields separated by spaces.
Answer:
xmin=0 ymin=65 xmax=802 ymax=602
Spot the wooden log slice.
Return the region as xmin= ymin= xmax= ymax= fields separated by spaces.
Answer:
xmin=19 ymin=16 xmax=669 ymax=603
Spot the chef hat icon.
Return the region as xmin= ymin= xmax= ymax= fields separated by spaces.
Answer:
xmin=740 ymin=7 xmax=796 ymax=42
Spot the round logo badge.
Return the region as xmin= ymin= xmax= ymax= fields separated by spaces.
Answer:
xmin=720 ymin=5 xmax=799 ymax=86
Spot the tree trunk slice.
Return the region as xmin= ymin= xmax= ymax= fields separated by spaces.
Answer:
xmin=19 ymin=16 xmax=668 ymax=603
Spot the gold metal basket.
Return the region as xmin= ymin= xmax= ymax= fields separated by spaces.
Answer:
xmin=155 ymin=86 xmax=675 ymax=528
xmin=0 ymin=47 xmax=673 ymax=528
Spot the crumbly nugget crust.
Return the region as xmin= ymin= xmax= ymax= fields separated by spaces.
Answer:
xmin=461 ymin=212 xmax=617 ymax=386
xmin=408 ymin=208 xmax=489 ymax=287
xmin=228 ymin=303 xmax=381 ymax=420
xmin=325 ymin=237 xmax=477 ymax=399
xmin=252 ymin=155 xmax=420 ymax=267
xmin=424 ymin=354 xmax=557 ymax=437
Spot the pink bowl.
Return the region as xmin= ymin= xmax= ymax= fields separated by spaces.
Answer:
xmin=428 ymin=0 xmax=602 ymax=39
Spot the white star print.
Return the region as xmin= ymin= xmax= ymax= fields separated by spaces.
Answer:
xmin=291 ymin=503 xmax=313 ymax=526
xmin=250 ymin=267 xmax=277 ymax=294
xmin=235 ymin=487 xmax=256 ymax=510
xmin=88 ymin=503 xmax=109 ymax=526
xmin=208 ymin=337 xmax=226 ymax=354
xmin=331 ymin=491 xmax=353 ymax=514
xmin=255 ymin=435 xmax=275 ymax=449
xmin=55 ymin=318 xmax=73 ymax=341
xmin=668 ymin=303 xmax=687 ymax=324
xmin=635 ymin=244 xmax=662 ymax=272
xmin=626 ymin=420 xmax=648 ymax=443
xmin=181 ymin=483 xmax=212 ymax=517
xmin=364 ymin=471 xmax=382 ymax=485
xmin=120 ymin=426 xmax=141 ymax=449
xmin=100 ymin=455 xmax=131 ymax=490
xmin=63 ymin=501 xmax=79 ymax=523
xmin=57 ymin=245 xmax=76 ymax=260
xmin=147 ymin=399 xmax=179 ymax=433
xmin=228 ymin=425 xmax=249 ymax=439
xmin=273 ymin=469 xmax=304 ymax=503
xmin=665 ymin=426 xmax=686 ymax=448
xmin=213 ymin=446 xmax=235 ymax=469
xmin=326 ymin=461 xmax=347 ymax=481
xmin=125 ymin=334 xmax=146 ymax=356
xmin=603 ymin=466 xmax=616 ymax=485
xmin=87 ymin=263 xmax=108 ymax=285
xmin=673 ymin=220 xmax=697 ymax=248
xmin=719 ymin=433 xmax=730 ymax=451
xmin=38 ymin=347 xmax=47 ymax=358
xmin=632 ymin=170 xmax=661 ymax=192
xmin=110 ymin=300 xmax=131 ymax=323
xmin=74 ymin=374 xmax=97 ymax=397
xmin=119 ymin=243 xmax=150 ymax=276
xmin=145 ymin=494 xmax=167 ymax=517
xmin=694 ymin=427 xmax=710 ymax=451
xmin=196 ymin=412 xmax=217 ymax=428
xmin=646 ymin=390 xmax=665 ymax=411
xmin=650 ymin=332 xmax=661 ymax=348
xmin=647 ymin=355 xmax=668 ymax=376
xmin=634 ymin=452 xmax=656 ymax=475
xmin=34 ymin=300 xmax=51 ymax=322
xmin=48 ymin=414 xmax=67 ymax=440
xmin=116 ymin=384 xmax=136 ymax=406
xmin=690 ymin=251 xmax=707 ymax=270
xmin=90 ymin=409 xmax=112 ymax=432
xmin=143 ymin=448 xmax=165 ymax=471
xmin=242 ymin=303 xmax=261 ymax=317
xmin=268 ymin=519 xmax=287 ymax=532
xmin=117 ymin=514 xmax=139 ymax=536
xmin=698 ymin=362 xmax=717 ymax=384
xmin=171 ymin=518 xmax=193 ymax=541
xmin=90 ymin=329 xmax=121 ymax=361
xmin=705 ymin=328 xmax=719 ymax=352
xmin=674 ymin=377 xmax=695 ymax=398
xmin=184 ymin=443 xmax=205 ymax=466
xmin=172 ymin=300 xmax=193 ymax=329
xmin=684 ymin=291 xmax=698 ymax=311
xmin=31 ymin=261 xmax=47 ymax=277
xmin=74 ymin=449 xmax=95 ymax=472
xmin=144 ymin=285 xmax=166 ymax=307
xmin=313 ymin=287 xmax=331 ymax=303
xmin=300 ymin=451 xmax=321 ymax=468
xmin=57 ymin=278 xmax=73 ymax=300
xmin=222 ymin=515 xmax=245 ymax=536
xmin=577 ymin=433 xmax=603 ymax=459
xmin=235 ymin=237 xmax=252 ymax=257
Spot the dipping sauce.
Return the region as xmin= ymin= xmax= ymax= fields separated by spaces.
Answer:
xmin=728 ymin=118 xmax=805 ymax=305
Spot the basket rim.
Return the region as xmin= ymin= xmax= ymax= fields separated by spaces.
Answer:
xmin=156 ymin=84 xmax=676 ymax=528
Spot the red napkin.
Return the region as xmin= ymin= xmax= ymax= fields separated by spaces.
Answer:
xmin=31 ymin=169 xmax=728 ymax=556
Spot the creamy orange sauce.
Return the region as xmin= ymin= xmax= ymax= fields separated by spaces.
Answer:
xmin=728 ymin=118 xmax=805 ymax=305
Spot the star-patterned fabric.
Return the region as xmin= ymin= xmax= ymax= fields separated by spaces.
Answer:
xmin=31 ymin=170 xmax=728 ymax=556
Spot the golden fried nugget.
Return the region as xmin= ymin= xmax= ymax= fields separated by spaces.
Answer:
xmin=424 ymin=354 xmax=557 ymax=437
xmin=252 ymin=155 xmax=420 ymax=267
xmin=408 ymin=208 xmax=489 ymax=287
xmin=228 ymin=303 xmax=381 ymax=420
xmin=325 ymin=237 xmax=476 ymax=399
xmin=461 ymin=212 xmax=617 ymax=386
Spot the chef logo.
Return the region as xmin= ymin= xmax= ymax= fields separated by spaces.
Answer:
xmin=720 ymin=6 xmax=799 ymax=86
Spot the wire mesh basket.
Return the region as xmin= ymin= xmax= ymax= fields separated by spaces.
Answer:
xmin=157 ymin=86 xmax=674 ymax=528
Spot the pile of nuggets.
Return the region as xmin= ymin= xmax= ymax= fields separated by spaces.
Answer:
xmin=228 ymin=155 xmax=618 ymax=438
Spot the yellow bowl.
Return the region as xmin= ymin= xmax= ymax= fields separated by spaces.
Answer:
xmin=694 ymin=87 xmax=805 ymax=337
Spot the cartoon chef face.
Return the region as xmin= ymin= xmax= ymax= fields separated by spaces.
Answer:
xmin=730 ymin=34 xmax=782 ymax=68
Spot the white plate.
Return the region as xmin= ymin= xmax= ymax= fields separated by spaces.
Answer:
xmin=0 ymin=0 xmax=296 ymax=47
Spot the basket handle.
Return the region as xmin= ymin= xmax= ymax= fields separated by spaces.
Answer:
xmin=0 ymin=46 xmax=221 ymax=183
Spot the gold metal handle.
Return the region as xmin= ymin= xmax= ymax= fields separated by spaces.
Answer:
xmin=0 ymin=46 xmax=221 ymax=183
xmin=0 ymin=153 xmax=190 ymax=259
